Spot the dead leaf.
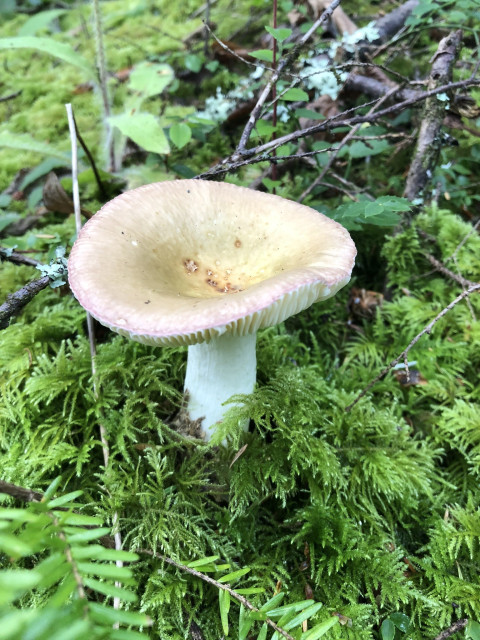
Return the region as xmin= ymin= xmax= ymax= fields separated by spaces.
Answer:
xmin=43 ymin=172 xmax=92 ymax=219
xmin=307 ymin=0 xmax=358 ymax=35
xmin=229 ymin=443 xmax=248 ymax=468
xmin=348 ymin=287 xmax=384 ymax=320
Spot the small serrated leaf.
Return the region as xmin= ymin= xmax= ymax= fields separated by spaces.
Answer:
xmin=109 ymin=113 xmax=170 ymax=155
xmin=250 ymin=49 xmax=273 ymax=62
xmin=265 ymin=26 xmax=292 ymax=41
xmin=282 ymin=88 xmax=309 ymax=102
xmin=169 ymin=122 xmax=192 ymax=149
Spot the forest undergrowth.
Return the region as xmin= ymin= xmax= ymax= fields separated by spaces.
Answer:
xmin=0 ymin=0 xmax=479 ymax=639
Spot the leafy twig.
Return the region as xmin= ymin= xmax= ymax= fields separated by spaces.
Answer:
xmin=235 ymin=0 xmax=342 ymax=153
xmin=138 ymin=549 xmax=296 ymax=640
xmin=345 ymin=283 xmax=480 ymax=411
xmin=299 ymin=84 xmax=399 ymax=202
xmin=197 ymin=76 xmax=480 ymax=179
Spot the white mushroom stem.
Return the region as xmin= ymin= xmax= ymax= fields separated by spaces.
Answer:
xmin=184 ymin=332 xmax=257 ymax=441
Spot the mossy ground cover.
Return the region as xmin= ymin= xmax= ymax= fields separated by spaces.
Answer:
xmin=1 ymin=1 xmax=480 ymax=639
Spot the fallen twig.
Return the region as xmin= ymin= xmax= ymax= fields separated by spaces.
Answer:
xmin=196 ymin=76 xmax=480 ymax=179
xmin=433 ymin=619 xmax=468 ymax=640
xmin=345 ymin=283 xmax=480 ymax=411
xmin=0 ymin=275 xmax=50 ymax=330
xmin=137 ymin=549 xmax=296 ymax=640
xmin=425 ymin=253 xmax=477 ymax=289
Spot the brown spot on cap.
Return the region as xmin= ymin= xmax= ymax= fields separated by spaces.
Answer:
xmin=235 ymin=239 xmax=242 ymax=248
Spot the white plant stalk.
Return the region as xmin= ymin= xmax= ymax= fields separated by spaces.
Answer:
xmin=184 ymin=333 xmax=257 ymax=441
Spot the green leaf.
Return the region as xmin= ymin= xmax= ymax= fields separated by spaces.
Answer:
xmin=217 ymin=567 xmax=251 ymax=583
xmin=47 ymin=490 xmax=83 ymax=507
xmin=76 ymin=561 xmax=133 ymax=580
xmin=364 ymin=201 xmax=384 ymax=218
xmin=295 ymin=108 xmax=325 ymax=120
xmin=185 ymin=54 xmax=203 ymax=72
xmin=466 ymin=621 xmax=480 ymax=640
xmin=219 ymin=589 xmax=230 ymax=635
xmin=186 ymin=555 xmax=220 ymax=568
xmin=284 ymin=603 xmax=323 ymax=631
xmin=250 ymin=49 xmax=274 ymax=62
xmin=83 ymin=577 xmax=138 ymax=602
xmin=0 ymin=132 xmax=70 ymax=161
xmin=71 ymin=545 xmax=138 ymax=562
xmin=255 ymin=120 xmax=277 ymax=137
xmin=67 ymin=527 xmax=112 ymax=543
xmin=0 ymin=532 xmax=33 ymax=556
xmin=108 ymin=113 xmax=170 ymax=155
xmin=110 ymin=631 xmax=150 ymax=640
xmin=348 ymin=138 xmax=389 ymax=158
xmin=169 ymin=123 xmax=192 ymax=149
xmin=89 ymin=603 xmax=152 ymax=627
xmin=282 ymin=88 xmax=309 ymax=102
xmin=390 ymin=612 xmax=410 ymax=633
xmin=380 ymin=619 xmax=396 ymax=640
xmin=256 ymin=623 xmax=268 ymax=640
xmin=264 ymin=26 xmax=292 ymax=41
xmin=260 ymin=592 xmax=285 ymax=611
xmin=239 ymin=604 xmax=254 ymax=640
xmin=128 ymin=62 xmax=174 ymax=99
xmin=18 ymin=10 xmax=66 ymax=36
xmin=0 ymin=570 xmax=41 ymax=605
xmin=235 ymin=587 xmax=265 ymax=595
xmin=268 ymin=599 xmax=314 ymax=617
xmin=301 ymin=616 xmax=339 ymax=640
xmin=0 ymin=37 xmax=95 ymax=78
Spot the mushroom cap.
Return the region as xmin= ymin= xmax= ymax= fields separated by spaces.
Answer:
xmin=68 ymin=180 xmax=356 ymax=346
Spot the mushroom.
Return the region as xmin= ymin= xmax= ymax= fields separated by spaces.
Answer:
xmin=68 ymin=180 xmax=356 ymax=441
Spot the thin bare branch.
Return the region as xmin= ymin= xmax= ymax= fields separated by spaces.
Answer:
xmin=345 ymin=284 xmax=480 ymax=412
xmin=433 ymin=619 xmax=468 ymax=640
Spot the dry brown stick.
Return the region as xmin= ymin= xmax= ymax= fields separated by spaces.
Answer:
xmin=345 ymin=283 xmax=480 ymax=412
xmin=235 ymin=0 xmax=342 ymax=154
xmin=0 ymin=275 xmax=50 ymax=330
xmin=138 ymin=549 xmax=296 ymax=640
xmin=404 ymin=30 xmax=462 ymax=200
xmin=0 ymin=479 xmax=43 ymax=502
xmin=433 ymin=619 xmax=468 ymax=640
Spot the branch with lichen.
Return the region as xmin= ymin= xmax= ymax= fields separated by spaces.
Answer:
xmin=404 ymin=30 xmax=462 ymax=201
xmin=0 ymin=275 xmax=50 ymax=330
